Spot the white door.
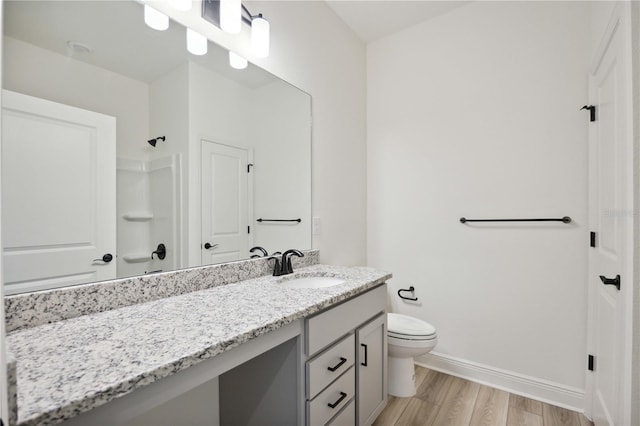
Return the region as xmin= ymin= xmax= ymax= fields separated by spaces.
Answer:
xmin=586 ymin=5 xmax=633 ymax=425
xmin=2 ymin=90 xmax=116 ymax=294
xmin=201 ymin=139 xmax=250 ymax=264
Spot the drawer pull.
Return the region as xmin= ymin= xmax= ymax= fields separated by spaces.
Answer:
xmin=327 ymin=357 xmax=347 ymax=372
xmin=328 ymin=392 xmax=348 ymax=409
xmin=361 ymin=343 xmax=368 ymax=366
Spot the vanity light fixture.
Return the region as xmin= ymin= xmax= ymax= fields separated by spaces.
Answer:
xmin=220 ymin=0 xmax=242 ymax=34
xmin=144 ymin=4 xmax=169 ymax=31
xmin=229 ymin=51 xmax=248 ymax=69
xmin=202 ymin=0 xmax=270 ymax=58
xmin=186 ymin=28 xmax=208 ymax=55
xmin=251 ymin=14 xmax=269 ymax=58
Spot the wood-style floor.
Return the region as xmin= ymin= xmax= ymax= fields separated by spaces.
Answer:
xmin=373 ymin=366 xmax=593 ymax=426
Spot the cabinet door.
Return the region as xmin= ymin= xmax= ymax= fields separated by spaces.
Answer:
xmin=356 ymin=313 xmax=387 ymax=426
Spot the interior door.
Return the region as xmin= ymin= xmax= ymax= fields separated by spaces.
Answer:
xmin=1 ymin=90 xmax=116 ymax=294
xmin=586 ymin=5 xmax=633 ymax=425
xmin=201 ymin=139 xmax=250 ymax=264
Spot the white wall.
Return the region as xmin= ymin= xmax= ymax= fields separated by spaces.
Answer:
xmin=367 ymin=1 xmax=590 ymax=408
xmin=251 ymin=80 xmax=312 ymax=253
xmin=153 ymin=0 xmax=367 ymax=266
xmin=3 ymin=37 xmax=149 ymax=161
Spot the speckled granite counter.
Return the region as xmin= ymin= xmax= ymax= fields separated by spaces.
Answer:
xmin=6 ymin=264 xmax=391 ymax=426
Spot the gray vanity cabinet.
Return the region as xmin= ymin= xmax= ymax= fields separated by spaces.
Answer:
xmin=305 ymin=284 xmax=387 ymax=426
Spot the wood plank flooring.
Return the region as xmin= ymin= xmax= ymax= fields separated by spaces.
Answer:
xmin=373 ymin=367 xmax=593 ymax=426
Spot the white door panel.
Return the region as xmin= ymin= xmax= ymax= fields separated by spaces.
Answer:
xmin=586 ymin=5 xmax=632 ymax=425
xmin=2 ymin=90 xmax=116 ymax=294
xmin=201 ymin=140 xmax=250 ymax=265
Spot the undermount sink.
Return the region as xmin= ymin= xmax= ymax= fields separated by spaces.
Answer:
xmin=279 ymin=276 xmax=346 ymax=289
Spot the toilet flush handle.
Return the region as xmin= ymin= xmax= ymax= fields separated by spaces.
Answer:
xmin=398 ymin=286 xmax=418 ymax=301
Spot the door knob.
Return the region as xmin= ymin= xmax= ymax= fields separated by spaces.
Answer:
xmin=599 ymin=274 xmax=621 ymax=291
xmin=93 ymin=253 xmax=113 ymax=263
xmin=151 ymin=244 xmax=166 ymax=260
xmin=204 ymin=243 xmax=218 ymax=250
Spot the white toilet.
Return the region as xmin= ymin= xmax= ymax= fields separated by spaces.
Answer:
xmin=387 ymin=313 xmax=438 ymax=397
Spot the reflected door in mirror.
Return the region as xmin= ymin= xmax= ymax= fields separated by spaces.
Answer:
xmin=201 ymin=139 xmax=252 ymax=264
xmin=1 ymin=90 xmax=116 ymax=295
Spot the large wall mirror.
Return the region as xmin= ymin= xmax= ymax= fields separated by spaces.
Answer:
xmin=2 ymin=1 xmax=312 ymax=295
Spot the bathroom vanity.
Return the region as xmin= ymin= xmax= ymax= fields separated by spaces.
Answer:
xmin=4 ymin=255 xmax=390 ymax=426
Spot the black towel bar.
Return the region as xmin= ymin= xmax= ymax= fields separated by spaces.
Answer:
xmin=256 ymin=218 xmax=302 ymax=223
xmin=460 ymin=216 xmax=571 ymax=224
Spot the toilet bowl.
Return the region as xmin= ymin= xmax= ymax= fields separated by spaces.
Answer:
xmin=387 ymin=313 xmax=437 ymax=397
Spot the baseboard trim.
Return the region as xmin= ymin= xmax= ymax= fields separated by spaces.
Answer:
xmin=415 ymin=352 xmax=585 ymax=412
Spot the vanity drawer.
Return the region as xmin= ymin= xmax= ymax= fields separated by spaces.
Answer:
xmin=307 ymin=367 xmax=355 ymax=426
xmin=327 ymin=399 xmax=355 ymax=426
xmin=306 ymin=284 xmax=386 ymax=355
xmin=307 ymin=334 xmax=355 ymax=399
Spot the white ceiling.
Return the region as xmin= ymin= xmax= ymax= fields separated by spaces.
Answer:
xmin=325 ymin=1 xmax=472 ymax=43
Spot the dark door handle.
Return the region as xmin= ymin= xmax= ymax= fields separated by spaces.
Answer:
xmin=599 ymin=275 xmax=621 ymax=290
xmin=327 ymin=392 xmax=347 ymax=409
xmin=93 ymin=253 xmax=113 ymax=263
xmin=361 ymin=343 xmax=368 ymax=366
xmin=204 ymin=243 xmax=218 ymax=250
xmin=327 ymin=357 xmax=347 ymax=372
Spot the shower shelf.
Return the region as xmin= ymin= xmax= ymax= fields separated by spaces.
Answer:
xmin=123 ymin=213 xmax=154 ymax=222
xmin=123 ymin=254 xmax=151 ymax=263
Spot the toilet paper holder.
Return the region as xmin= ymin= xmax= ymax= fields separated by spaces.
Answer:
xmin=398 ymin=286 xmax=418 ymax=301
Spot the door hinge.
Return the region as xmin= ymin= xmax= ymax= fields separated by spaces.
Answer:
xmin=247 ymin=226 xmax=250 ymax=234
xmin=590 ymin=231 xmax=596 ymax=248
xmin=588 ymin=354 xmax=595 ymax=371
xmin=581 ymin=105 xmax=596 ymax=122
xmin=247 ymin=163 xmax=253 ymax=173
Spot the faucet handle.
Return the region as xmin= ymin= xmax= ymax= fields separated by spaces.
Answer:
xmin=268 ymin=256 xmax=282 ymax=276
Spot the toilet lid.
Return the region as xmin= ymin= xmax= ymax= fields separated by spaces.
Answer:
xmin=388 ymin=313 xmax=436 ymax=338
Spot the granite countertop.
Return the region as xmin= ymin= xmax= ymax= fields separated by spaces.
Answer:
xmin=6 ymin=264 xmax=391 ymax=426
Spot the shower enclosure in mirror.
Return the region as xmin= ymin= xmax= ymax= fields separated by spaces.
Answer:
xmin=1 ymin=1 xmax=312 ymax=295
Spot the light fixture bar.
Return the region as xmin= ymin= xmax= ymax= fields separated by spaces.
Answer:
xmin=202 ymin=0 xmax=270 ymax=58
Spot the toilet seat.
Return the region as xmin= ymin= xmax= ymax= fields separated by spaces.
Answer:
xmin=388 ymin=313 xmax=437 ymax=340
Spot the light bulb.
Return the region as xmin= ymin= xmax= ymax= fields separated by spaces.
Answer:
xmin=144 ymin=4 xmax=169 ymax=31
xmin=187 ymin=28 xmax=207 ymax=56
xmin=251 ymin=16 xmax=270 ymax=58
xmin=220 ymin=0 xmax=241 ymax=34
xmin=168 ymin=0 xmax=192 ymax=12
xmin=229 ymin=51 xmax=248 ymax=69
